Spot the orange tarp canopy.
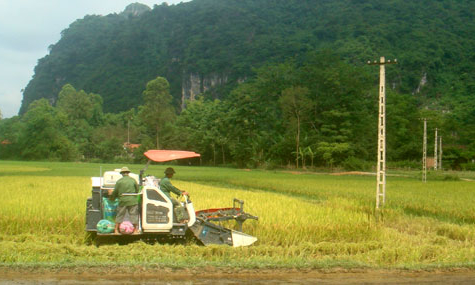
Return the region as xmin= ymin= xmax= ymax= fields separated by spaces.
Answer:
xmin=144 ymin=150 xmax=201 ymax=162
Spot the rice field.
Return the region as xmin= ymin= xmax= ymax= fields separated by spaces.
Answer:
xmin=1 ymin=160 xmax=475 ymax=269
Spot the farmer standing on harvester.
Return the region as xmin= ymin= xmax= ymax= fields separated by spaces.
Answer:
xmin=110 ymin=166 xmax=140 ymax=234
xmin=160 ymin=167 xmax=189 ymax=223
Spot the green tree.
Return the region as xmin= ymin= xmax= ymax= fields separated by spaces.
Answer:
xmin=0 ymin=116 xmax=23 ymax=159
xmin=386 ymin=91 xmax=421 ymax=160
xmin=20 ymin=99 xmax=76 ymax=161
xmin=306 ymin=146 xmax=317 ymax=168
xmin=279 ymin=86 xmax=312 ymax=168
xmin=95 ymin=137 xmax=123 ymax=162
xmin=175 ymin=98 xmax=210 ymax=159
xmin=222 ymin=62 xmax=299 ymax=167
xmin=57 ymin=84 xmax=103 ymax=127
xmin=57 ymin=84 xmax=94 ymax=121
xmin=139 ymin=77 xmax=175 ymax=149
xmin=175 ymin=97 xmax=229 ymax=165
xmin=56 ymin=84 xmax=104 ymax=156
xmin=317 ymin=142 xmax=351 ymax=169
xmin=225 ymin=84 xmax=272 ymax=167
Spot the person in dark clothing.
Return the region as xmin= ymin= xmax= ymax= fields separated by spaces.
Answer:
xmin=160 ymin=167 xmax=189 ymax=222
xmin=110 ymin=166 xmax=139 ymax=234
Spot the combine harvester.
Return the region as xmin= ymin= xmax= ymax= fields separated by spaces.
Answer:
xmin=86 ymin=150 xmax=258 ymax=247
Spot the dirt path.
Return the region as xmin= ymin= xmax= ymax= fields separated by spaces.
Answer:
xmin=330 ymin=171 xmax=375 ymax=176
xmin=1 ymin=268 xmax=475 ymax=284
xmin=283 ymin=170 xmax=410 ymax=177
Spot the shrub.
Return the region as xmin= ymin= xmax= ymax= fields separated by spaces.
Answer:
xmin=460 ymin=163 xmax=475 ymax=171
xmin=342 ymin=157 xmax=373 ymax=171
xmin=387 ymin=160 xmax=420 ymax=170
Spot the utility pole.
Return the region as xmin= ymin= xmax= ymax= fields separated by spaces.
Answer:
xmin=368 ymin=57 xmax=397 ymax=209
xmin=434 ymin=128 xmax=438 ymax=170
xmin=439 ymin=136 xmax=443 ymax=170
xmin=127 ymin=119 xmax=130 ymax=145
xmin=422 ymin=119 xmax=427 ymax=182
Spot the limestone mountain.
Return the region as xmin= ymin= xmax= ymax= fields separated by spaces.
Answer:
xmin=20 ymin=0 xmax=475 ymax=114
xmin=121 ymin=2 xmax=151 ymax=17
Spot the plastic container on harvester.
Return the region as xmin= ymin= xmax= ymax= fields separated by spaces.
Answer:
xmin=102 ymin=170 xmax=139 ymax=188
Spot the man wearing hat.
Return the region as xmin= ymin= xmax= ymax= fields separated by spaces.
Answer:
xmin=160 ymin=167 xmax=189 ymax=222
xmin=110 ymin=166 xmax=140 ymax=234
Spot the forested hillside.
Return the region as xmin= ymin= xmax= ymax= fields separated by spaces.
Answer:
xmin=20 ymin=0 xmax=475 ymax=113
xmin=2 ymin=0 xmax=475 ymax=169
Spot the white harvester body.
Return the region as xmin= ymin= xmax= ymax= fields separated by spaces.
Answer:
xmin=86 ymin=150 xmax=258 ymax=247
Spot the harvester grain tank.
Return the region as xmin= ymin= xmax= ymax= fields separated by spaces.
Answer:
xmin=85 ymin=150 xmax=258 ymax=246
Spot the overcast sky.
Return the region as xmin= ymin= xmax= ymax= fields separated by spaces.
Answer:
xmin=0 ymin=0 xmax=190 ymax=119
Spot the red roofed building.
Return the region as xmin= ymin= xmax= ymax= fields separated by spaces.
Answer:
xmin=123 ymin=142 xmax=141 ymax=150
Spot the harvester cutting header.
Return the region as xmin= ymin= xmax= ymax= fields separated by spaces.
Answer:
xmin=86 ymin=150 xmax=258 ymax=247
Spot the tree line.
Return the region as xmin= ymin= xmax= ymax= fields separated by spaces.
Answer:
xmin=2 ymin=52 xmax=474 ymax=170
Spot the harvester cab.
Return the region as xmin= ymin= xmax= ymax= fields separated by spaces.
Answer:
xmin=85 ymin=150 xmax=258 ymax=247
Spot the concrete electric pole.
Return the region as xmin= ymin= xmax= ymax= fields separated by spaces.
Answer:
xmin=368 ymin=57 xmax=397 ymax=209
xmin=434 ymin=128 xmax=438 ymax=170
xmin=422 ymin=119 xmax=427 ymax=182
xmin=128 ymin=119 xmax=130 ymax=145
xmin=439 ymin=136 xmax=443 ymax=170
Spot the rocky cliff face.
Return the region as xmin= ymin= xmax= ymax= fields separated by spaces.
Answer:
xmin=415 ymin=73 xmax=428 ymax=94
xmin=121 ymin=3 xmax=151 ymax=17
xmin=181 ymin=73 xmax=228 ymax=108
